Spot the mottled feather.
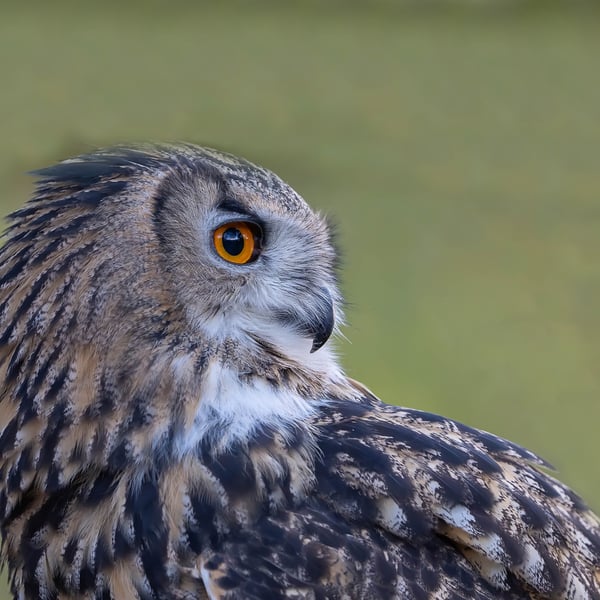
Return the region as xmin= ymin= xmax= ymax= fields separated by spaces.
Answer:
xmin=0 ymin=144 xmax=599 ymax=600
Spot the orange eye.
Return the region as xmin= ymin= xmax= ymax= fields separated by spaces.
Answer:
xmin=213 ymin=221 xmax=262 ymax=265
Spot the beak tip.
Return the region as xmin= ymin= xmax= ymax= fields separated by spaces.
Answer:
xmin=310 ymin=339 xmax=324 ymax=354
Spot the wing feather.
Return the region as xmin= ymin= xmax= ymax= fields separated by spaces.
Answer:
xmin=311 ymin=390 xmax=600 ymax=599
xmin=197 ymin=507 xmax=526 ymax=600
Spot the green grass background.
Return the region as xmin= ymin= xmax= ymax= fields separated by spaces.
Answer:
xmin=1 ymin=1 xmax=600 ymax=595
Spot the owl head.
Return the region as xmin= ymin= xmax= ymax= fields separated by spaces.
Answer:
xmin=16 ymin=146 xmax=340 ymax=349
xmin=0 ymin=145 xmax=353 ymax=516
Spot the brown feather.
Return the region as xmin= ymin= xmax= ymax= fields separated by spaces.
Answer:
xmin=1 ymin=144 xmax=599 ymax=599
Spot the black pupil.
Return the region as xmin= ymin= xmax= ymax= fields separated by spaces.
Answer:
xmin=222 ymin=227 xmax=245 ymax=256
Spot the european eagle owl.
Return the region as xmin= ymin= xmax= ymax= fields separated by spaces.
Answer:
xmin=0 ymin=144 xmax=599 ymax=599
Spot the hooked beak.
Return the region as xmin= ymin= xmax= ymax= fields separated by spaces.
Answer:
xmin=276 ymin=288 xmax=335 ymax=353
xmin=309 ymin=293 xmax=335 ymax=353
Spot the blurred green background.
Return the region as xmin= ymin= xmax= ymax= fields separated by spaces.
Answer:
xmin=1 ymin=0 xmax=600 ymax=595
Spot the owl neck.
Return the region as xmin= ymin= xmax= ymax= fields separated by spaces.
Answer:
xmin=170 ymin=337 xmax=354 ymax=456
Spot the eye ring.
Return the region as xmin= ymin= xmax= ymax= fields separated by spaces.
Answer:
xmin=213 ymin=221 xmax=262 ymax=265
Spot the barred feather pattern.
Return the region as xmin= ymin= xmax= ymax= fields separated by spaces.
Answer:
xmin=0 ymin=145 xmax=599 ymax=600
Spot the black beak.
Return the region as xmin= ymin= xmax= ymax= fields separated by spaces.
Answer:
xmin=309 ymin=292 xmax=335 ymax=353
xmin=276 ymin=289 xmax=335 ymax=353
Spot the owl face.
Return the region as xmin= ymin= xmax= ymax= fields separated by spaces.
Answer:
xmin=153 ymin=163 xmax=341 ymax=360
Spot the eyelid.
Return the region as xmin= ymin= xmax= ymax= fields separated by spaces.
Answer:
xmin=219 ymin=216 xmax=262 ymax=227
xmin=216 ymin=216 xmax=267 ymax=246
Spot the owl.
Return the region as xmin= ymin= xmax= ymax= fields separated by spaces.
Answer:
xmin=0 ymin=144 xmax=599 ymax=600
